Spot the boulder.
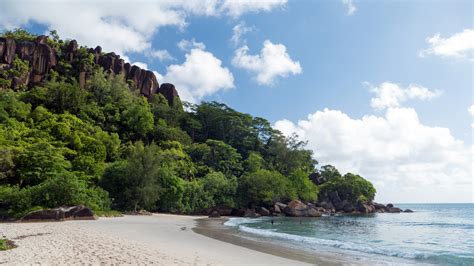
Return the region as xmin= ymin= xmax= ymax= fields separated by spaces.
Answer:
xmin=307 ymin=208 xmax=322 ymax=217
xmin=244 ymin=209 xmax=261 ymax=218
xmin=258 ymin=207 xmax=270 ymax=216
xmin=387 ymin=207 xmax=402 ymax=213
xmin=231 ymin=208 xmax=246 ymax=217
xmin=404 ymin=209 xmax=414 ymax=213
xmin=22 ymin=209 xmax=65 ymax=221
xmin=386 ymin=203 xmax=394 ymax=208
xmin=284 ymin=200 xmax=309 ymax=217
xmin=342 ymin=201 xmax=355 ymax=212
xmin=273 ymin=204 xmax=281 ymax=214
xmin=357 ymin=202 xmax=375 ymax=213
xmin=157 ymin=83 xmax=180 ymax=106
xmin=214 ymin=206 xmax=233 ymax=216
xmin=209 ymin=210 xmax=221 ymax=218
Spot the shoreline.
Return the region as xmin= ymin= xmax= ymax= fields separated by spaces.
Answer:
xmin=0 ymin=213 xmax=424 ymax=265
xmin=0 ymin=214 xmax=308 ymax=265
xmin=193 ymin=217 xmax=346 ymax=265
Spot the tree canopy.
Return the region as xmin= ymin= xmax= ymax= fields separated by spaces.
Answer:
xmin=0 ymin=29 xmax=377 ymax=217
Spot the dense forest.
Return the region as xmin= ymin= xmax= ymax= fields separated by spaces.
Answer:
xmin=0 ymin=29 xmax=376 ymax=218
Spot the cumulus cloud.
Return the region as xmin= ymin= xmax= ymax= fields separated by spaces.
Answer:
xmin=419 ymin=29 xmax=474 ymax=60
xmin=148 ymin=49 xmax=174 ymax=62
xmin=0 ymin=0 xmax=287 ymax=56
xmin=161 ymin=42 xmax=234 ymax=103
xmin=232 ymin=40 xmax=302 ymax=85
xmin=342 ymin=0 xmax=357 ymax=15
xmin=469 ymin=105 xmax=474 ymax=116
xmin=368 ymin=82 xmax=442 ymax=110
xmin=274 ymin=107 xmax=473 ymax=203
xmin=231 ymin=21 xmax=255 ymax=46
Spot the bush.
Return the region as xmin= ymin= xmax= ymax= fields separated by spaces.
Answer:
xmin=288 ymin=170 xmax=319 ymax=202
xmin=237 ymin=169 xmax=296 ymax=207
xmin=319 ymin=173 xmax=376 ymax=203
xmin=201 ymin=171 xmax=237 ymax=208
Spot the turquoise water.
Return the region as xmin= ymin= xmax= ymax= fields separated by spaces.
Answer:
xmin=224 ymin=204 xmax=474 ymax=265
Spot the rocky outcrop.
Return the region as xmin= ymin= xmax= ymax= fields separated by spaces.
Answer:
xmin=0 ymin=35 xmax=179 ymax=104
xmin=0 ymin=37 xmax=16 ymax=64
xmin=244 ymin=209 xmax=261 ymax=218
xmin=158 ymin=83 xmax=180 ymax=107
xmin=283 ymin=200 xmax=323 ymax=217
xmin=21 ymin=205 xmax=96 ymax=222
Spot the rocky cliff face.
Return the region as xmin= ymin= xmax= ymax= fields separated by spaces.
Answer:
xmin=0 ymin=35 xmax=179 ymax=106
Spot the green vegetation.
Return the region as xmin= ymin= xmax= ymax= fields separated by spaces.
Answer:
xmin=0 ymin=239 xmax=15 ymax=251
xmin=0 ymin=29 xmax=376 ymax=218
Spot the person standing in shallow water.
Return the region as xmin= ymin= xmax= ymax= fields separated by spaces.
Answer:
xmin=271 ymin=219 xmax=274 ymax=225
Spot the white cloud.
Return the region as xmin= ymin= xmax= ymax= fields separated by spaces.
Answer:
xmin=419 ymin=29 xmax=474 ymax=60
xmin=148 ymin=49 xmax=174 ymax=62
xmin=231 ymin=21 xmax=254 ymax=46
xmin=161 ymin=44 xmax=234 ymax=103
xmin=342 ymin=0 xmax=357 ymax=15
xmin=275 ymin=107 xmax=473 ymax=203
xmin=469 ymin=105 xmax=474 ymax=116
xmin=369 ymin=82 xmax=442 ymax=110
xmin=469 ymin=105 xmax=474 ymax=129
xmin=0 ymin=0 xmax=287 ymax=56
xmin=177 ymin=39 xmax=206 ymax=51
xmin=132 ymin=61 xmax=148 ymax=70
xmin=232 ymin=40 xmax=302 ymax=85
xmin=219 ymin=0 xmax=287 ymax=17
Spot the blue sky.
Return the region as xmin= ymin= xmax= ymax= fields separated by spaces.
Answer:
xmin=1 ymin=0 xmax=472 ymax=203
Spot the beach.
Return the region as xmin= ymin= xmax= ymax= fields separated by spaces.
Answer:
xmin=0 ymin=214 xmax=312 ymax=265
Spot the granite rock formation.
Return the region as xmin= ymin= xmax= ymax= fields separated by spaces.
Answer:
xmin=0 ymin=35 xmax=180 ymax=105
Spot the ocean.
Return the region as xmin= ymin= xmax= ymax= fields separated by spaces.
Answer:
xmin=224 ymin=204 xmax=474 ymax=265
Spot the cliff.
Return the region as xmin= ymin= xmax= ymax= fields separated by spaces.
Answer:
xmin=0 ymin=35 xmax=179 ymax=106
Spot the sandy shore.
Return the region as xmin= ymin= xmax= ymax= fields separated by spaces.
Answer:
xmin=0 ymin=214 xmax=310 ymax=265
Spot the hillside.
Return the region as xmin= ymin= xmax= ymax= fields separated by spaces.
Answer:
xmin=0 ymin=29 xmax=380 ymax=219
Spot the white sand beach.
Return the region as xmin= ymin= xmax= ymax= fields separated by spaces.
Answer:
xmin=0 ymin=214 xmax=308 ymax=265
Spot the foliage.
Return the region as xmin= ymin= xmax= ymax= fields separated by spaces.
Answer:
xmin=237 ymin=169 xmax=296 ymax=207
xmin=100 ymin=142 xmax=162 ymax=211
xmin=319 ymin=173 xmax=376 ymax=203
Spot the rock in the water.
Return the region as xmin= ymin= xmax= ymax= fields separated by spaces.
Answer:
xmin=284 ymin=200 xmax=309 ymax=217
xmin=209 ymin=210 xmax=221 ymax=218
xmin=386 ymin=203 xmax=394 ymax=208
xmin=273 ymin=204 xmax=281 ymax=214
xmin=387 ymin=207 xmax=402 ymax=213
xmin=307 ymin=208 xmax=322 ymax=217
xmin=404 ymin=209 xmax=414 ymax=213
xmin=244 ymin=209 xmax=261 ymax=218
xmin=258 ymin=207 xmax=270 ymax=216
xmin=357 ymin=202 xmax=375 ymax=213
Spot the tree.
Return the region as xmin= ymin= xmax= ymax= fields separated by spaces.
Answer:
xmin=15 ymin=141 xmax=70 ymax=187
xmin=319 ymin=173 xmax=376 ymax=203
xmin=238 ymin=169 xmax=296 ymax=207
xmin=100 ymin=142 xmax=162 ymax=211
xmin=201 ymin=171 xmax=237 ymax=208
xmin=288 ymin=170 xmax=319 ymax=202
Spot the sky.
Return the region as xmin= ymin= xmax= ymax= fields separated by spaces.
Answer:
xmin=0 ymin=0 xmax=472 ymax=203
